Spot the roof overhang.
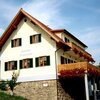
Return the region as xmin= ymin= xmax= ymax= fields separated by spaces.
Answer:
xmin=51 ymin=29 xmax=87 ymax=48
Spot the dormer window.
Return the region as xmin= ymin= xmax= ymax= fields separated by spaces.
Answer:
xmin=30 ymin=34 xmax=41 ymax=44
xmin=11 ymin=38 xmax=22 ymax=48
xmin=65 ymin=37 xmax=70 ymax=43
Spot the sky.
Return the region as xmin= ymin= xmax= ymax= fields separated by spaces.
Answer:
xmin=0 ymin=0 xmax=100 ymax=65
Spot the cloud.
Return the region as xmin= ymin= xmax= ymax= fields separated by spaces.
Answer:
xmin=0 ymin=0 xmax=72 ymax=36
xmin=0 ymin=1 xmax=19 ymax=19
xmin=0 ymin=28 xmax=4 ymax=37
xmin=77 ymin=26 xmax=100 ymax=65
xmin=78 ymin=26 xmax=100 ymax=46
xmin=22 ymin=0 xmax=72 ymax=29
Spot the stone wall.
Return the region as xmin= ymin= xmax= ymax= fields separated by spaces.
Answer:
xmin=14 ymin=79 xmax=73 ymax=100
xmin=14 ymin=80 xmax=57 ymax=100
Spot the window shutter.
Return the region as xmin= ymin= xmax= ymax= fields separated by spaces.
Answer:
xmin=5 ymin=62 xmax=8 ymax=71
xmin=36 ymin=58 xmax=39 ymax=67
xmin=29 ymin=59 xmax=33 ymax=68
xmin=30 ymin=36 xmax=32 ymax=44
xmin=38 ymin=34 xmax=41 ymax=42
xmin=47 ymin=56 xmax=50 ymax=65
xmin=14 ymin=61 xmax=17 ymax=70
xmin=20 ymin=60 xmax=22 ymax=69
xmin=61 ymin=56 xmax=64 ymax=64
xmin=11 ymin=40 xmax=13 ymax=47
xmin=19 ymin=38 xmax=22 ymax=46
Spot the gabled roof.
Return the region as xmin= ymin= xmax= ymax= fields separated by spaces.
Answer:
xmin=51 ymin=29 xmax=87 ymax=48
xmin=0 ymin=8 xmax=95 ymax=62
xmin=0 ymin=8 xmax=70 ymax=50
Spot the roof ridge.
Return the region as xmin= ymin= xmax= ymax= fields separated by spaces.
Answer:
xmin=0 ymin=8 xmax=63 ymax=48
xmin=21 ymin=9 xmax=52 ymax=31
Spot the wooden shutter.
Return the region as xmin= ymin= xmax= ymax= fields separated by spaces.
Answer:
xmin=5 ymin=62 xmax=8 ymax=71
xmin=14 ymin=61 xmax=17 ymax=70
xmin=38 ymin=34 xmax=41 ymax=42
xmin=36 ymin=58 xmax=39 ymax=67
xmin=20 ymin=60 xmax=22 ymax=69
xmin=47 ymin=56 xmax=50 ymax=65
xmin=30 ymin=36 xmax=32 ymax=44
xmin=61 ymin=56 xmax=64 ymax=64
xmin=11 ymin=40 xmax=13 ymax=47
xmin=29 ymin=58 xmax=33 ymax=68
xmin=19 ymin=38 xmax=22 ymax=46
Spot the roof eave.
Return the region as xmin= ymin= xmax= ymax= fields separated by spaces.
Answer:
xmin=64 ymin=29 xmax=87 ymax=48
xmin=0 ymin=8 xmax=25 ymax=49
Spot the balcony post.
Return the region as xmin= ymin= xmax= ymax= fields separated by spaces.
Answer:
xmin=93 ymin=77 xmax=97 ymax=100
xmin=84 ymin=73 xmax=89 ymax=100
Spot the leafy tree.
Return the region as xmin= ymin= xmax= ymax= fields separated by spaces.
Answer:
xmin=8 ymin=71 xmax=20 ymax=96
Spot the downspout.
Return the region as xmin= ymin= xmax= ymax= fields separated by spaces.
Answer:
xmin=55 ymin=48 xmax=61 ymax=79
xmin=55 ymin=47 xmax=61 ymax=100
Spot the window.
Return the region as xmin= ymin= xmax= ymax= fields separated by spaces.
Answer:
xmin=36 ymin=56 xmax=50 ymax=67
xmin=11 ymin=38 xmax=21 ymax=47
xmin=20 ymin=58 xmax=33 ymax=69
xmin=65 ymin=37 xmax=70 ymax=43
xmin=61 ymin=56 xmax=75 ymax=64
xmin=61 ymin=56 xmax=67 ymax=64
xmin=5 ymin=61 xmax=17 ymax=71
xmin=30 ymin=34 xmax=41 ymax=44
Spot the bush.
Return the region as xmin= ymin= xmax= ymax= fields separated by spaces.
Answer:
xmin=0 ymin=80 xmax=8 ymax=90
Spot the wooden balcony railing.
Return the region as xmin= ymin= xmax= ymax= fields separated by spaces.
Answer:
xmin=58 ymin=62 xmax=100 ymax=77
xmin=66 ymin=42 xmax=94 ymax=62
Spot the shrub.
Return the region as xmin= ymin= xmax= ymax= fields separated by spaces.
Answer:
xmin=0 ymin=80 xmax=8 ymax=90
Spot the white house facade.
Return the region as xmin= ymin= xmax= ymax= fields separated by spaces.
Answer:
xmin=0 ymin=16 xmax=58 ymax=82
xmin=0 ymin=9 xmax=91 ymax=82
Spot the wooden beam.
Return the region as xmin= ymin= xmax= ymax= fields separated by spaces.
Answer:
xmin=12 ymin=24 xmax=17 ymax=29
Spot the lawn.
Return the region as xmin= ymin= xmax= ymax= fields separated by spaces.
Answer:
xmin=0 ymin=92 xmax=27 ymax=100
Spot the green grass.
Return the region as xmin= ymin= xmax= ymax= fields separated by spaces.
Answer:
xmin=0 ymin=92 xmax=27 ymax=100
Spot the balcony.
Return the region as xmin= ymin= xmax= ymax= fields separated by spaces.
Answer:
xmin=58 ymin=62 xmax=100 ymax=77
xmin=66 ymin=42 xmax=95 ymax=62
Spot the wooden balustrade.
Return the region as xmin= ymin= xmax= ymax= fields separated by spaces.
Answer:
xmin=58 ymin=62 xmax=100 ymax=76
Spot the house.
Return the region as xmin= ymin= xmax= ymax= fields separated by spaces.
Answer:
xmin=0 ymin=8 xmax=100 ymax=100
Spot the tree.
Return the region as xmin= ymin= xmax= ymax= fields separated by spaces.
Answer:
xmin=9 ymin=71 xmax=20 ymax=96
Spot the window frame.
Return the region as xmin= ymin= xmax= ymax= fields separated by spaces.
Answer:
xmin=36 ymin=56 xmax=50 ymax=67
xmin=64 ymin=37 xmax=70 ymax=43
xmin=61 ymin=56 xmax=75 ymax=64
xmin=5 ymin=61 xmax=17 ymax=71
xmin=30 ymin=34 xmax=41 ymax=44
xmin=20 ymin=58 xmax=33 ymax=69
xmin=11 ymin=38 xmax=22 ymax=48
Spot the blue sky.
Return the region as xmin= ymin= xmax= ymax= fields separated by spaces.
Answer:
xmin=0 ymin=0 xmax=100 ymax=65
